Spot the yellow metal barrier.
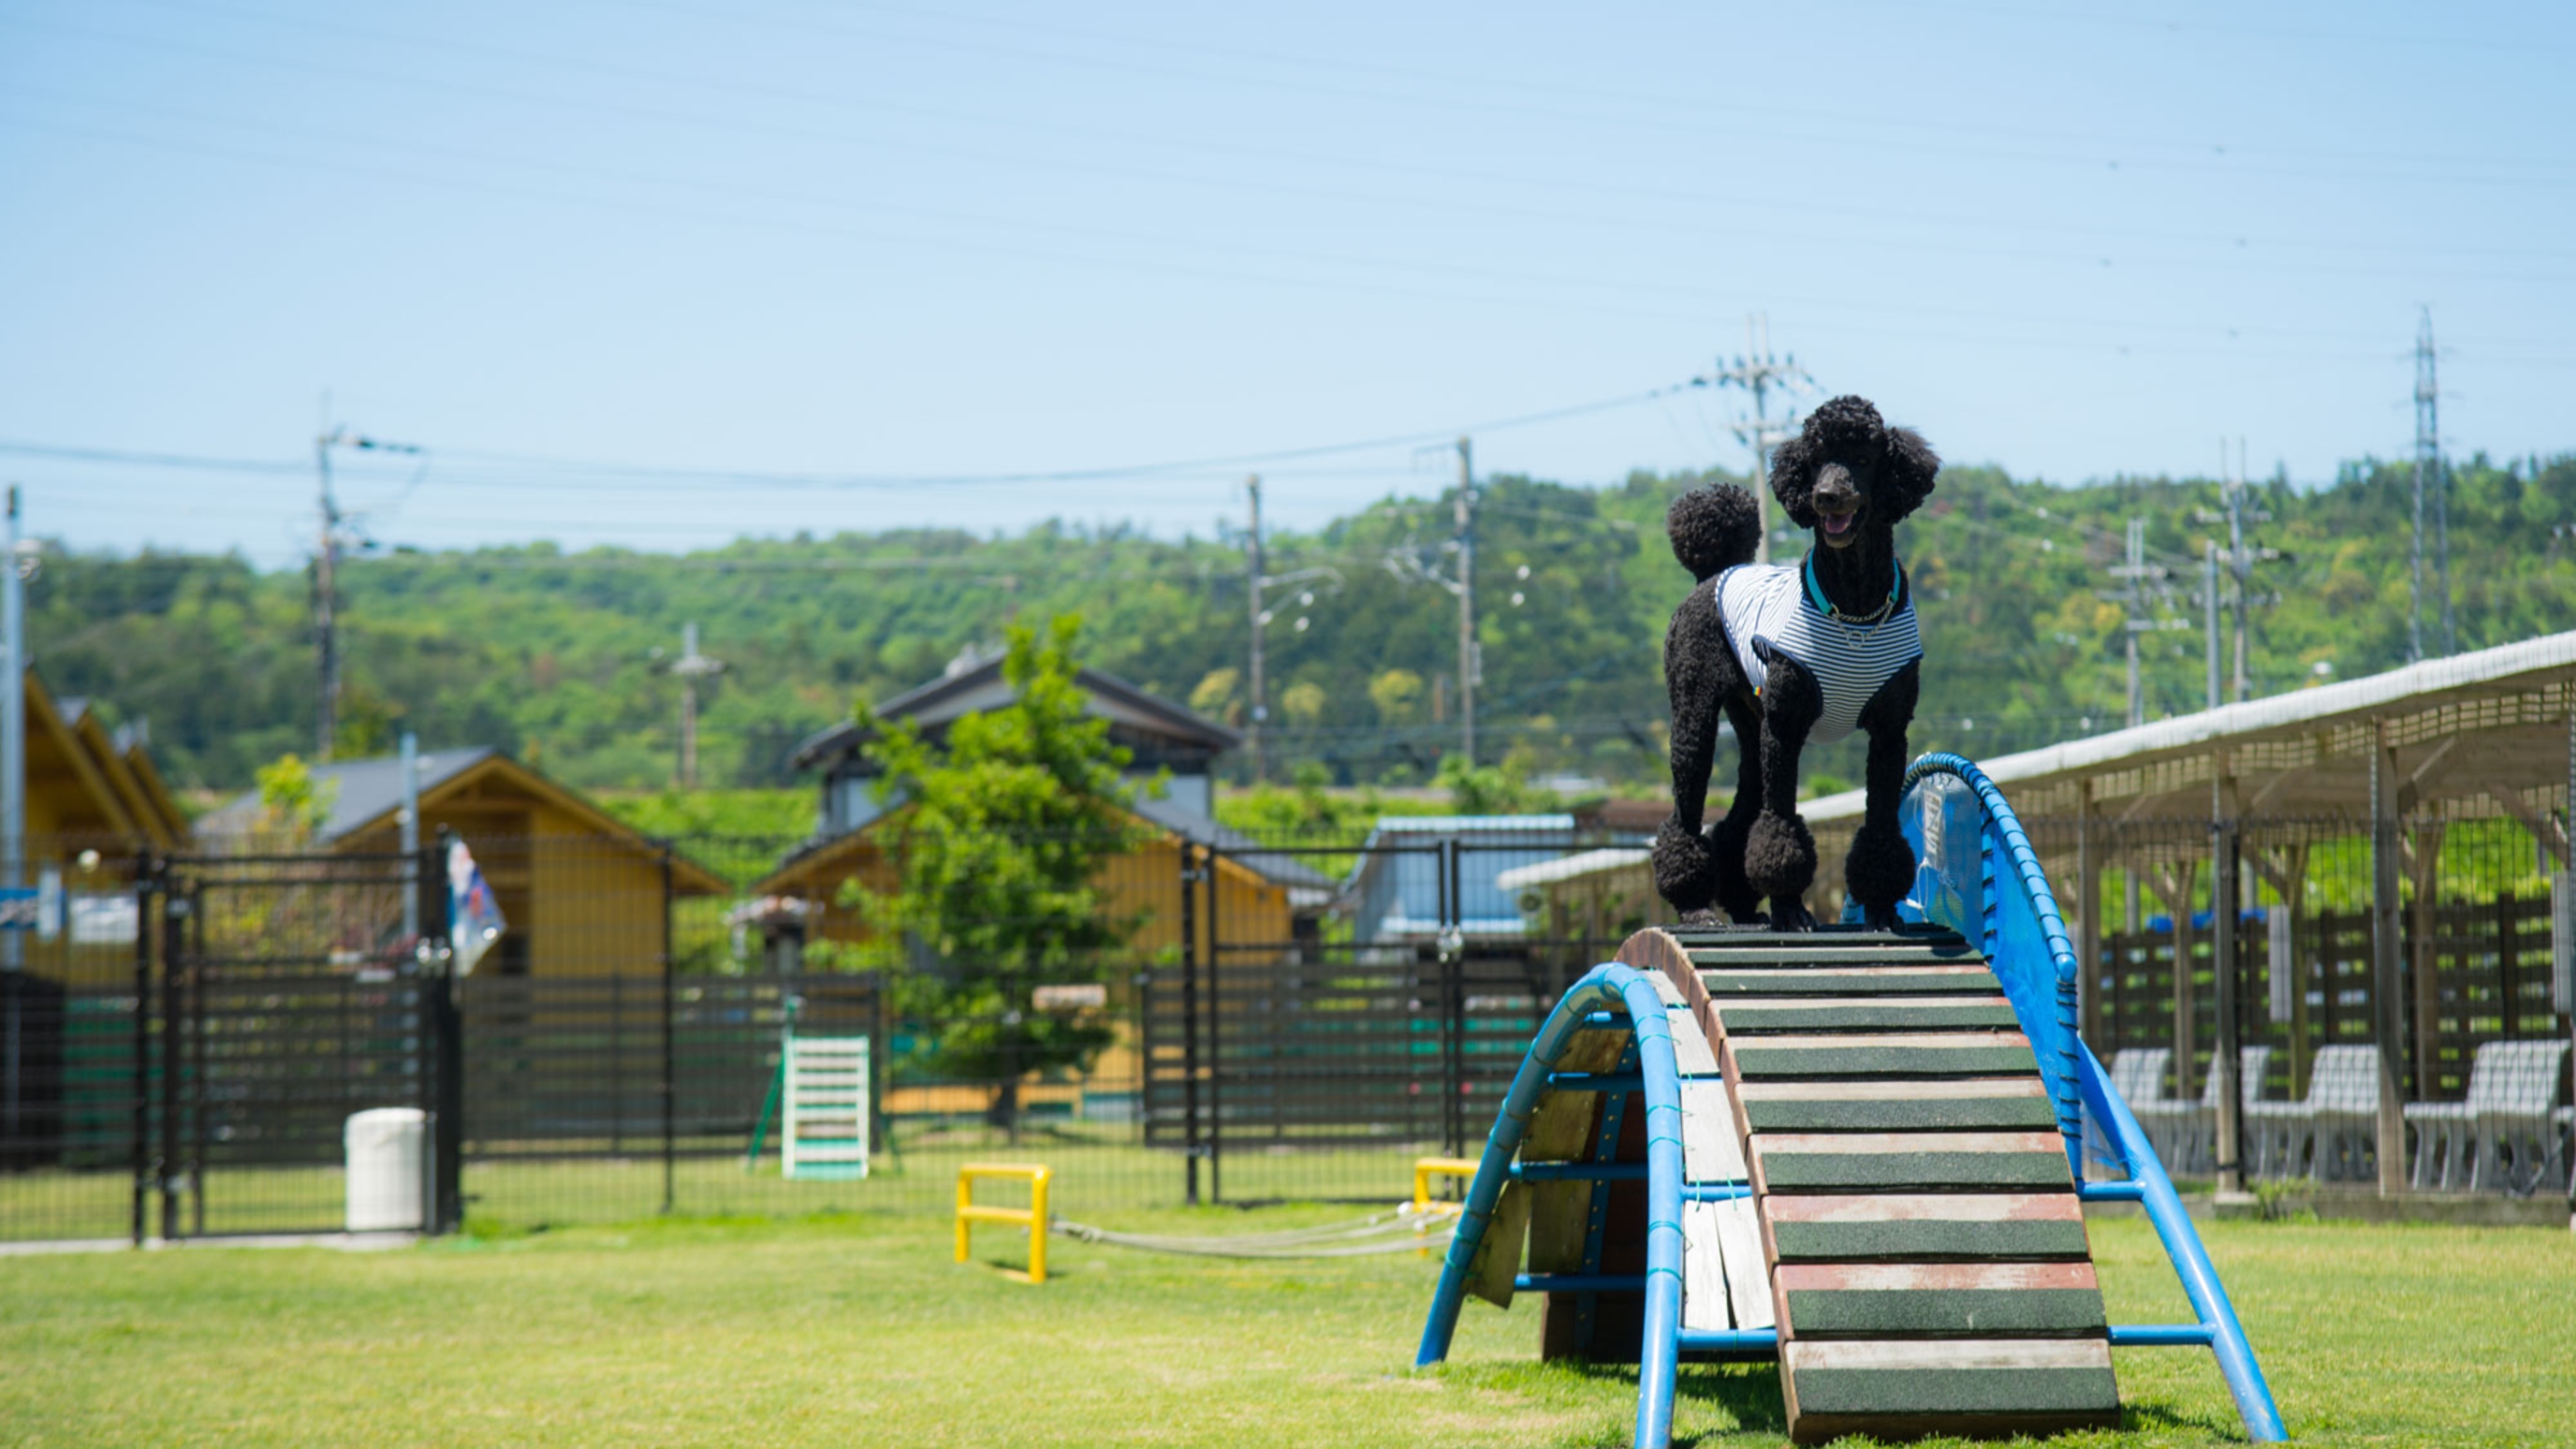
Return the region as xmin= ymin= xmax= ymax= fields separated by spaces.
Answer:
xmin=1413 ymin=1156 xmax=1476 ymax=1216
xmin=956 ymin=1163 xmax=1052 ymax=1284
xmin=1412 ymin=1156 xmax=1474 ymax=1253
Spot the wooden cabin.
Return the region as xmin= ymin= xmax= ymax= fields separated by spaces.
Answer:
xmin=198 ymin=748 xmax=724 ymax=977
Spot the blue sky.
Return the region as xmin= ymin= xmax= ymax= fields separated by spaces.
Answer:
xmin=2 ymin=0 xmax=2569 ymax=566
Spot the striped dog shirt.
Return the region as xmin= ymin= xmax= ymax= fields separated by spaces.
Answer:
xmin=1711 ymin=555 xmax=1920 ymax=746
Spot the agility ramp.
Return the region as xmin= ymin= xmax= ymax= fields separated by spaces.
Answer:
xmin=1416 ymin=754 xmax=2286 ymax=1447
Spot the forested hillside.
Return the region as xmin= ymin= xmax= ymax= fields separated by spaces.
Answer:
xmin=33 ymin=451 xmax=2576 ymax=797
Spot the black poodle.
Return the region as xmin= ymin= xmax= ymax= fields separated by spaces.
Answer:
xmin=1651 ymin=395 xmax=1939 ymax=930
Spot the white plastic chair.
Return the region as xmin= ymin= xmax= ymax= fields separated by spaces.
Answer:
xmin=2135 ymin=1046 xmax=2269 ymax=1176
xmin=2403 ymin=1041 xmax=2569 ymax=1192
xmin=2247 ymin=1045 xmax=2378 ymax=1181
xmin=2473 ymin=1040 xmax=2569 ymax=1193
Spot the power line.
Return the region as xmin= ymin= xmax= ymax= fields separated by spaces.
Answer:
xmin=0 ymin=381 xmax=1690 ymax=500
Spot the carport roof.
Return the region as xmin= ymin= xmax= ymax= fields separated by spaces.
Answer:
xmin=1802 ymin=629 xmax=2576 ymax=836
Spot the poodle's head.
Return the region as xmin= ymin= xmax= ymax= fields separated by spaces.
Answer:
xmin=1767 ymin=395 xmax=1939 ymax=549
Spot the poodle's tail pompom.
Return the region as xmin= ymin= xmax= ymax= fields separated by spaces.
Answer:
xmin=1667 ymin=484 xmax=1762 ymax=581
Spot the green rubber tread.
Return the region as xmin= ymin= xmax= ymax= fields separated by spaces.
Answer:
xmin=1667 ymin=929 xmax=1964 ymax=948
xmin=1761 ymin=1150 xmax=2071 ymax=1190
xmin=1686 ymin=950 xmax=1981 ymax=969
xmin=1698 ymin=972 xmax=1998 ymax=997
xmin=1718 ymin=1003 xmax=2023 ymax=1032
xmin=1733 ymin=1045 xmax=2038 ymax=1077
xmin=1790 ymin=1367 xmax=2120 ymax=1416
xmin=1770 ymin=1219 xmax=2091 ymax=1262
xmin=1782 ymin=1288 xmax=2108 ymax=1336
xmin=1740 ymin=1095 xmax=2059 ymax=1133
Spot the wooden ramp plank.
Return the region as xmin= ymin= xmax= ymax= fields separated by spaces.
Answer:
xmin=1733 ymin=1077 xmax=2058 ymax=1134
xmin=1609 ymin=925 xmax=2115 ymax=1442
xmin=1681 ymin=1200 xmax=1732 ymax=1331
xmin=1699 ymin=966 xmax=2001 ymax=997
xmin=1679 ymin=1080 xmax=1748 ymax=1182
xmin=1713 ymin=999 xmax=2023 ymax=1033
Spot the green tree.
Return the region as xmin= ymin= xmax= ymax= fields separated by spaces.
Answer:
xmin=1367 ymin=668 xmax=1424 ymax=724
xmin=1435 ymin=752 xmax=1543 ymax=815
xmin=254 ymin=753 xmax=337 ymax=842
xmin=842 ymin=615 xmax=1142 ymax=1134
xmin=1279 ymin=680 xmax=1327 ymax=726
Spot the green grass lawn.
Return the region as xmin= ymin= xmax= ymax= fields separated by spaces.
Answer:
xmin=3 ymin=1209 xmax=2570 ymax=1447
xmin=1 ymin=1134 xmax=1440 ymax=1242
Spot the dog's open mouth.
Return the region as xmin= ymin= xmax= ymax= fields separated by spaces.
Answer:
xmin=1818 ymin=508 xmax=1859 ymax=543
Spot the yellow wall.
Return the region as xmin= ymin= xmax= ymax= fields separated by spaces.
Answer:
xmin=337 ymin=762 xmax=695 ymax=978
xmin=780 ymin=827 xmax=1298 ymax=1090
xmin=791 ymin=829 xmax=1295 ymax=959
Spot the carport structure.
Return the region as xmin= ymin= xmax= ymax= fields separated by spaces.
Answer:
xmin=1804 ymin=630 xmax=2576 ymax=1193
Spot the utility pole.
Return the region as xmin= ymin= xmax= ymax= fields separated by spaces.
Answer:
xmin=2231 ymin=450 xmax=2251 ymax=702
xmin=2197 ymin=440 xmax=2285 ymax=705
xmin=1707 ymin=313 xmax=1813 ymax=566
xmin=2 ymin=487 xmax=22 ymax=973
xmin=2096 ymin=517 xmax=2185 ymax=729
xmin=2203 ymin=540 xmax=2221 ymax=712
xmin=1455 ymin=437 xmax=1477 ymax=766
xmin=1245 ymin=475 xmax=1266 ymax=782
xmin=315 ymin=418 xmax=341 ymax=759
xmin=312 ymin=407 xmax=424 ymax=760
xmin=672 ymin=622 xmax=724 ymax=790
xmin=2411 ymin=308 xmax=2453 ymax=660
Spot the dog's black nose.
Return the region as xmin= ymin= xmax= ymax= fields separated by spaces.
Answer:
xmin=1814 ymin=461 xmax=1859 ymax=510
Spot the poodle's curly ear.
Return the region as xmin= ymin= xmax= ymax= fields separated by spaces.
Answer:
xmin=1881 ymin=424 xmax=1940 ymax=523
xmin=1767 ymin=427 xmax=1819 ymax=530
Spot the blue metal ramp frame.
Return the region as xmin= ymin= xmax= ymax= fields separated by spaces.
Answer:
xmin=1415 ymin=752 xmax=2287 ymax=1448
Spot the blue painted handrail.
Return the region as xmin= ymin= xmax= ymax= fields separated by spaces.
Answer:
xmin=2078 ymin=1036 xmax=2286 ymax=1440
xmin=1899 ymin=753 xmax=2287 ymax=1443
xmin=1900 ymin=752 xmax=2086 ymax=1160
xmin=1414 ymin=963 xmax=1687 ymax=1449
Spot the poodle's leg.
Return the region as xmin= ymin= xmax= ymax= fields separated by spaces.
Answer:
xmin=1845 ymin=661 xmax=1922 ymax=930
xmin=1747 ymin=653 xmax=1822 ymax=930
xmin=1652 ymin=585 xmax=1738 ymax=915
xmin=1712 ymin=692 xmax=1764 ymax=923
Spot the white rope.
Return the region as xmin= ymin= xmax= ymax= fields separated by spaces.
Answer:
xmin=1048 ymin=1204 xmax=1458 ymax=1260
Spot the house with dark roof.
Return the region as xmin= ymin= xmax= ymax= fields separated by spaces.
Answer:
xmin=198 ymin=748 xmax=724 ymax=977
xmin=754 ymin=652 xmax=1332 ymax=969
xmin=791 ymin=651 xmax=1239 ymax=834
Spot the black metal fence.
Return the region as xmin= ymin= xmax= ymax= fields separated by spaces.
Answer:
xmin=0 ymin=830 xmax=1647 ymax=1242
xmin=10 ymin=809 xmax=2563 ymax=1243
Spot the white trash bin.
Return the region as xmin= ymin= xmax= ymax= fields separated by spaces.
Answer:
xmin=344 ymin=1107 xmax=427 ymax=1233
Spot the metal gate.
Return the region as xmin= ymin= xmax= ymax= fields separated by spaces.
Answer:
xmin=139 ymin=845 xmax=459 ymax=1239
xmin=1142 ymin=839 xmax=1579 ymax=1205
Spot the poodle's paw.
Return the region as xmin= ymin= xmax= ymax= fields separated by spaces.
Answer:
xmin=1843 ymin=822 xmax=1917 ymax=925
xmin=1861 ymin=902 xmax=1901 ymax=931
xmin=1768 ymin=899 xmax=1817 ymax=932
xmin=1711 ymin=811 xmax=1763 ymax=922
xmin=1677 ymin=907 xmax=1724 ymax=928
xmin=1743 ymin=811 xmax=1817 ymax=901
xmin=1651 ymin=817 xmax=1720 ymax=913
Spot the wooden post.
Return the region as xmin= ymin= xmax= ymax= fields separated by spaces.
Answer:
xmin=2156 ymin=858 xmax=2199 ymax=1102
xmin=2408 ymin=824 xmax=2447 ymax=1100
xmin=2212 ymin=775 xmax=2244 ymax=1194
xmin=2254 ymin=844 xmax=2312 ymax=1096
xmin=2370 ymin=731 xmax=2408 ymax=1195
